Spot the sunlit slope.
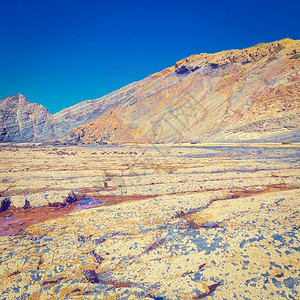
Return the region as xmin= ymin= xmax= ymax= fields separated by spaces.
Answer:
xmin=65 ymin=38 xmax=300 ymax=144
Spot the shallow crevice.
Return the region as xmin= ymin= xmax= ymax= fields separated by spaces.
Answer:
xmin=193 ymin=280 xmax=222 ymax=299
xmin=8 ymin=270 xmax=21 ymax=277
xmin=187 ymin=220 xmax=223 ymax=230
xmin=90 ymin=250 xmax=104 ymax=264
xmin=145 ymin=238 xmax=166 ymax=253
xmin=42 ymin=277 xmax=66 ymax=286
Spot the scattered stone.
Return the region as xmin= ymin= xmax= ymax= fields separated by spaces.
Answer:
xmin=0 ymin=145 xmax=299 ymax=299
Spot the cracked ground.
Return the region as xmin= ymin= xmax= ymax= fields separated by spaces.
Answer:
xmin=0 ymin=144 xmax=299 ymax=299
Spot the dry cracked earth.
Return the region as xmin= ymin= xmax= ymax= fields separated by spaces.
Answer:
xmin=0 ymin=144 xmax=299 ymax=299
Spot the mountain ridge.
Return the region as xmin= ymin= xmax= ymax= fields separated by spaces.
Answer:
xmin=66 ymin=38 xmax=300 ymax=144
xmin=1 ymin=38 xmax=299 ymax=143
xmin=0 ymin=94 xmax=55 ymax=142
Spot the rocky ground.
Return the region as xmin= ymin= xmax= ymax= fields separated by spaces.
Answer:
xmin=0 ymin=144 xmax=299 ymax=299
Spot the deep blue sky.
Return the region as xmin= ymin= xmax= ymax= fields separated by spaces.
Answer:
xmin=0 ymin=0 xmax=299 ymax=114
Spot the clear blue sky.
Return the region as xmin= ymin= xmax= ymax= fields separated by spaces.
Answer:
xmin=0 ymin=0 xmax=299 ymax=114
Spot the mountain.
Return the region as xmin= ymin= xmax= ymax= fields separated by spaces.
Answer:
xmin=1 ymin=38 xmax=299 ymax=144
xmin=52 ymin=82 xmax=141 ymax=140
xmin=65 ymin=38 xmax=300 ymax=144
xmin=0 ymin=94 xmax=55 ymax=142
xmin=0 ymin=93 xmax=118 ymax=143
xmin=0 ymin=90 xmax=132 ymax=143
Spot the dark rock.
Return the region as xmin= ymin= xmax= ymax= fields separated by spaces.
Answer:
xmin=209 ymin=63 xmax=219 ymax=69
xmin=23 ymin=199 xmax=31 ymax=209
xmin=175 ymin=65 xmax=191 ymax=75
xmin=83 ymin=269 xmax=99 ymax=283
xmin=146 ymin=238 xmax=166 ymax=252
xmin=8 ymin=270 xmax=21 ymax=277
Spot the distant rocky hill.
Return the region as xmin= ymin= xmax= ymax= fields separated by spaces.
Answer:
xmin=1 ymin=38 xmax=299 ymax=144
xmin=0 ymin=91 xmax=125 ymax=143
xmin=0 ymin=94 xmax=54 ymax=142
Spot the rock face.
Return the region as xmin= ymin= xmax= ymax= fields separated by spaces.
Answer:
xmin=65 ymin=38 xmax=300 ymax=144
xmin=0 ymin=94 xmax=55 ymax=142
xmin=1 ymin=38 xmax=299 ymax=143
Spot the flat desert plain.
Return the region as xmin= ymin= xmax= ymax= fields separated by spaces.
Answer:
xmin=0 ymin=144 xmax=299 ymax=299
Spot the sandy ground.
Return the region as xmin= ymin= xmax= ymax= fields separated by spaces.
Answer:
xmin=0 ymin=144 xmax=299 ymax=299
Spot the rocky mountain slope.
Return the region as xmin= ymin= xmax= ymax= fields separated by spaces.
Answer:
xmin=66 ymin=38 xmax=300 ymax=144
xmin=0 ymin=93 xmax=122 ymax=142
xmin=51 ymin=86 xmax=138 ymax=140
xmin=1 ymin=38 xmax=299 ymax=143
xmin=0 ymin=94 xmax=54 ymax=142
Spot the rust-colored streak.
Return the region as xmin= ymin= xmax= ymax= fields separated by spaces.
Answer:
xmin=97 ymin=279 xmax=131 ymax=288
xmin=78 ymin=189 xmax=156 ymax=206
xmin=0 ymin=205 xmax=77 ymax=236
xmin=0 ymin=193 xmax=156 ymax=236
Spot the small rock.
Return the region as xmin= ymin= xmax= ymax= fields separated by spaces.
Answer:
xmin=83 ymin=270 xmax=99 ymax=283
xmin=23 ymin=199 xmax=31 ymax=209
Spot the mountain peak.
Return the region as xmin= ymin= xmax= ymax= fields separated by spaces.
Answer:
xmin=15 ymin=93 xmax=26 ymax=97
xmin=0 ymin=93 xmax=25 ymax=101
xmin=175 ymin=38 xmax=300 ymax=75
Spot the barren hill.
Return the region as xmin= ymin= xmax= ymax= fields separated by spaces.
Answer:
xmin=0 ymin=94 xmax=54 ymax=142
xmin=66 ymin=38 xmax=300 ymax=144
xmin=1 ymin=38 xmax=299 ymax=143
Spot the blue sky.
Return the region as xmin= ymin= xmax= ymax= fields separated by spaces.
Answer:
xmin=0 ymin=0 xmax=299 ymax=114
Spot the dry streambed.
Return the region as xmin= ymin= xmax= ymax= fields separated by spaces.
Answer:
xmin=0 ymin=144 xmax=299 ymax=299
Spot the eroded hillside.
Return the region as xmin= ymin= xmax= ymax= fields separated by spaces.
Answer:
xmin=1 ymin=39 xmax=299 ymax=144
xmin=66 ymin=38 xmax=300 ymax=144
